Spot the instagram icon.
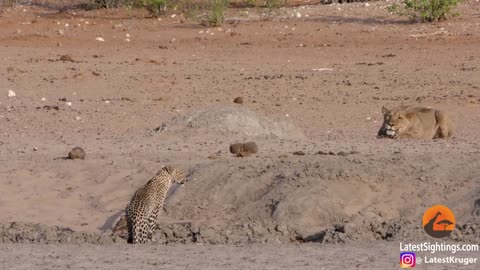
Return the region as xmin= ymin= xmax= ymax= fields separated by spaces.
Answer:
xmin=400 ymin=252 xmax=416 ymax=268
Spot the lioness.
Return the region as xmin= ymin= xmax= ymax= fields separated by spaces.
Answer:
xmin=378 ymin=106 xmax=454 ymax=139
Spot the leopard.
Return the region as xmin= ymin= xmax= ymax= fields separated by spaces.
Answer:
xmin=378 ymin=105 xmax=454 ymax=139
xmin=125 ymin=166 xmax=186 ymax=244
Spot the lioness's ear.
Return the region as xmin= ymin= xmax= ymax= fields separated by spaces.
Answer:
xmin=382 ymin=106 xmax=389 ymax=115
xmin=406 ymin=112 xmax=416 ymax=119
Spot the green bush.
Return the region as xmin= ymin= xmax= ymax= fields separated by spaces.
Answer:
xmin=207 ymin=0 xmax=228 ymax=26
xmin=388 ymin=0 xmax=461 ymax=22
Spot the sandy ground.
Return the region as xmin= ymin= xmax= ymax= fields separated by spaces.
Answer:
xmin=1 ymin=0 xmax=480 ymax=268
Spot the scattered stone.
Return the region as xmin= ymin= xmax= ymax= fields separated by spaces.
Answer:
xmin=37 ymin=105 xmax=59 ymax=111
xmin=68 ymin=147 xmax=86 ymax=160
xmin=316 ymin=150 xmax=359 ymax=156
xmin=59 ymin=54 xmax=75 ymax=62
xmin=233 ymin=97 xmax=244 ymax=104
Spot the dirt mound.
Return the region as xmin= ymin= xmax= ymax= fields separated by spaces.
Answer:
xmin=155 ymin=107 xmax=304 ymax=140
xmin=2 ymin=219 xmax=479 ymax=245
xmin=0 ymin=222 xmax=122 ymax=244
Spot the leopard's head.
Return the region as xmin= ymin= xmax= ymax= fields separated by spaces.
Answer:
xmin=160 ymin=165 xmax=187 ymax=185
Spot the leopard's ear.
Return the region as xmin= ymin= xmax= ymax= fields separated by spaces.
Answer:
xmin=162 ymin=165 xmax=174 ymax=174
xmin=382 ymin=106 xmax=390 ymax=115
xmin=405 ymin=112 xmax=417 ymax=120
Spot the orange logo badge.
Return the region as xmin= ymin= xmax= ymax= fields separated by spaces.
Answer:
xmin=422 ymin=205 xmax=455 ymax=238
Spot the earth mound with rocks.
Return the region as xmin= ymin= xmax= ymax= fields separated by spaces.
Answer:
xmin=155 ymin=107 xmax=304 ymax=141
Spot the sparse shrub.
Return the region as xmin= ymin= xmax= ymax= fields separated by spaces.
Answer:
xmin=92 ymin=0 xmax=127 ymax=8
xmin=261 ymin=0 xmax=286 ymax=20
xmin=388 ymin=0 xmax=461 ymax=22
xmin=1 ymin=0 xmax=17 ymax=7
xmin=243 ymin=0 xmax=258 ymax=7
xmin=207 ymin=0 xmax=228 ymax=26
xmin=143 ymin=0 xmax=168 ymax=16
xmin=176 ymin=0 xmax=201 ymax=22
xmin=264 ymin=0 xmax=285 ymax=10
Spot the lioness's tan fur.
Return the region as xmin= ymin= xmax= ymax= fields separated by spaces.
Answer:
xmin=378 ymin=106 xmax=454 ymax=139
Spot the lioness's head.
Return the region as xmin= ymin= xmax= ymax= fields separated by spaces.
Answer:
xmin=379 ymin=106 xmax=416 ymax=138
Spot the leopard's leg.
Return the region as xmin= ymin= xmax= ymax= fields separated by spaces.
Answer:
xmin=146 ymin=208 xmax=160 ymax=241
xmin=126 ymin=208 xmax=135 ymax=244
xmin=136 ymin=221 xmax=148 ymax=244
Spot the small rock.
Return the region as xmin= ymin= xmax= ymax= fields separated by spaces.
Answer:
xmin=66 ymin=102 xmax=72 ymax=106
xmin=95 ymin=37 xmax=105 ymax=42
xmin=58 ymin=29 xmax=64 ymax=35
xmin=296 ymin=12 xmax=302 ymax=18
xmin=7 ymin=90 xmax=16 ymax=97
xmin=292 ymin=151 xmax=306 ymax=156
xmin=233 ymin=97 xmax=244 ymax=104
xmin=68 ymin=147 xmax=86 ymax=160
xmin=75 ymin=116 xmax=81 ymax=121
xmin=41 ymin=97 xmax=46 ymax=101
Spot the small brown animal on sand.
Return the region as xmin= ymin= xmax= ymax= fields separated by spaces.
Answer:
xmin=68 ymin=147 xmax=86 ymax=160
xmin=230 ymin=141 xmax=258 ymax=157
xmin=233 ymin=97 xmax=244 ymax=104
